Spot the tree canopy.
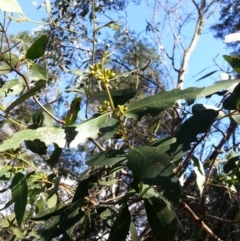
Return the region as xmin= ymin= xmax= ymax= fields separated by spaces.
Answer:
xmin=1 ymin=0 xmax=240 ymax=241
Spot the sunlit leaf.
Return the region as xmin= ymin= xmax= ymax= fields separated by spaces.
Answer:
xmin=11 ymin=172 xmax=28 ymax=227
xmin=223 ymin=55 xmax=240 ymax=74
xmin=0 ymin=78 xmax=25 ymax=97
xmin=99 ymin=117 xmax=120 ymax=138
xmin=30 ymin=63 xmax=48 ymax=80
xmin=128 ymin=146 xmax=180 ymax=204
xmin=0 ymin=0 xmax=23 ymax=14
xmin=0 ymin=113 xmax=108 ymax=151
xmin=192 ymin=156 xmax=205 ymax=197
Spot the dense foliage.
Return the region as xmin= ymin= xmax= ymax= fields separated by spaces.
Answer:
xmin=1 ymin=0 xmax=240 ymax=241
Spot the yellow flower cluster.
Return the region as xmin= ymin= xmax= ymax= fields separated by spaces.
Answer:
xmin=117 ymin=105 xmax=128 ymax=116
xmin=89 ymin=63 xmax=116 ymax=83
xmin=97 ymin=100 xmax=111 ymax=113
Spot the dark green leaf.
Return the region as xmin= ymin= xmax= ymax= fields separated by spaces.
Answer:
xmin=144 ymin=198 xmax=176 ymax=241
xmin=170 ymin=109 xmax=219 ymax=159
xmin=224 ymin=156 xmax=239 ymax=174
xmin=99 ymin=117 xmax=120 ymax=138
xmin=130 ymin=222 xmax=140 ymax=241
xmin=125 ymin=87 xmax=204 ymax=120
xmin=223 ymin=55 xmax=240 ymax=74
xmin=148 ymin=137 xmax=176 ymax=153
xmin=87 ymin=149 xmax=127 ymax=166
xmin=25 ymin=139 xmax=47 ymax=155
xmin=11 ymin=172 xmax=28 ymax=227
xmin=26 ymin=35 xmax=48 ymax=60
xmin=6 ymin=82 xmax=45 ymax=113
xmin=195 ymin=70 xmax=218 ymax=82
xmin=65 ymin=97 xmax=82 ymax=126
xmin=107 ymin=204 xmax=131 ymax=241
xmin=223 ymin=83 xmax=240 ymax=110
xmin=128 ymin=146 xmax=180 ymax=204
xmin=93 ymin=88 xmax=137 ymax=107
xmin=30 ymin=63 xmax=48 ymax=80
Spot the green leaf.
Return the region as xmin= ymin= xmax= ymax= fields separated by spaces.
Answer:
xmin=197 ymin=79 xmax=240 ymax=98
xmin=195 ymin=70 xmax=218 ymax=82
xmin=65 ymin=97 xmax=82 ymax=126
xmin=223 ymin=55 xmax=240 ymax=74
xmin=148 ymin=137 xmax=176 ymax=153
xmin=47 ymin=194 xmax=58 ymax=209
xmin=107 ymin=204 xmax=131 ymax=241
xmin=125 ymin=87 xmax=203 ymax=120
xmin=223 ymin=83 xmax=240 ymax=110
xmin=0 ymin=52 xmax=19 ymax=74
xmin=224 ymin=156 xmax=239 ymax=174
xmin=26 ymin=35 xmax=48 ymax=60
xmin=13 ymin=228 xmax=24 ymax=239
xmin=0 ymin=0 xmax=23 ymax=14
xmin=6 ymin=82 xmax=45 ymax=113
xmin=0 ymin=113 xmax=108 ymax=151
xmin=0 ymin=166 xmax=12 ymax=179
xmin=170 ymin=110 xmax=219 ymax=159
xmin=30 ymin=63 xmax=48 ymax=80
xmin=128 ymin=146 xmax=180 ymax=204
xmin=129 ymin=222 xmax=140 ymax=241
xmin=87 ymin=149 xmax=127 ymax=166
xmin=99 ymin=117 xmax=120 ymax=138
xmin=0 ymin=78 xmax=25 ymax=97
xmin=144 ymin=198 xmax=176 ymax=241
xmin=25 ymin=139 xmax=48 ymax=155
xmin=192 ymin=156 xmax=205 ymax=197
xmin=93 ymin=88 xmax=137 ymax=107
xmin=11 ymin=172 xmax=28 ymax=227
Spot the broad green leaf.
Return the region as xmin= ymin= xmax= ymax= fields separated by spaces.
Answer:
xmin=30 ymin=63 xmax=48 ymax=80
xmin=192 ymin=156 xmax=205 ymax=197
xmin=65 ymin=97 xmax=82 ymax=126
xmin=139 ymin=184 xmax=160 ymax=199
xmin=144 ymin=198 xmax=176 ymax=241
xmin=192 ymin=104 xmax=224 ymax=119
xmin=223 ymin=55 xmax=240 ymax=74
xmin=0 ymin=53 xmax=19 ymax=74
xmin=93 ymin=88 xmax=137 ymax=107
xmin=87 ymin=149 xmax=127 ymax=166
xmin=0 ymin=78 xmax=25 ymax=97
xmin=128 ymin=146 xmax=180 ymax=204
xmin=197 ymin=79 xmax=240 ymax=99
xmin=170 ymin=110 xmax=219 ymax=158
xmin=107 ymin=204 xmax=131 ymax=241
xmin=125 ymin=87 xmax=203 ymax=120
xmin=26 ymin=35 xmax=48 ymax=60
xmin=195 ymin=70 xmax=218 ymax=82
xmin=11 ymin=172 xmax=28 ymax=227
xmin=6 ymin=82 xmax=45 ymax=113
xmin=0 ymin=0 xmax=23 ymax=14
xmin=47 ymin=194 xmax=58 ymax=209
xmin=0 ymin=166 xmax=12 ymax=179
xmin=99 ymin=117 xmax=120 ymax=138
xmin=0 ymin=113 xmax=108 ymax=151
